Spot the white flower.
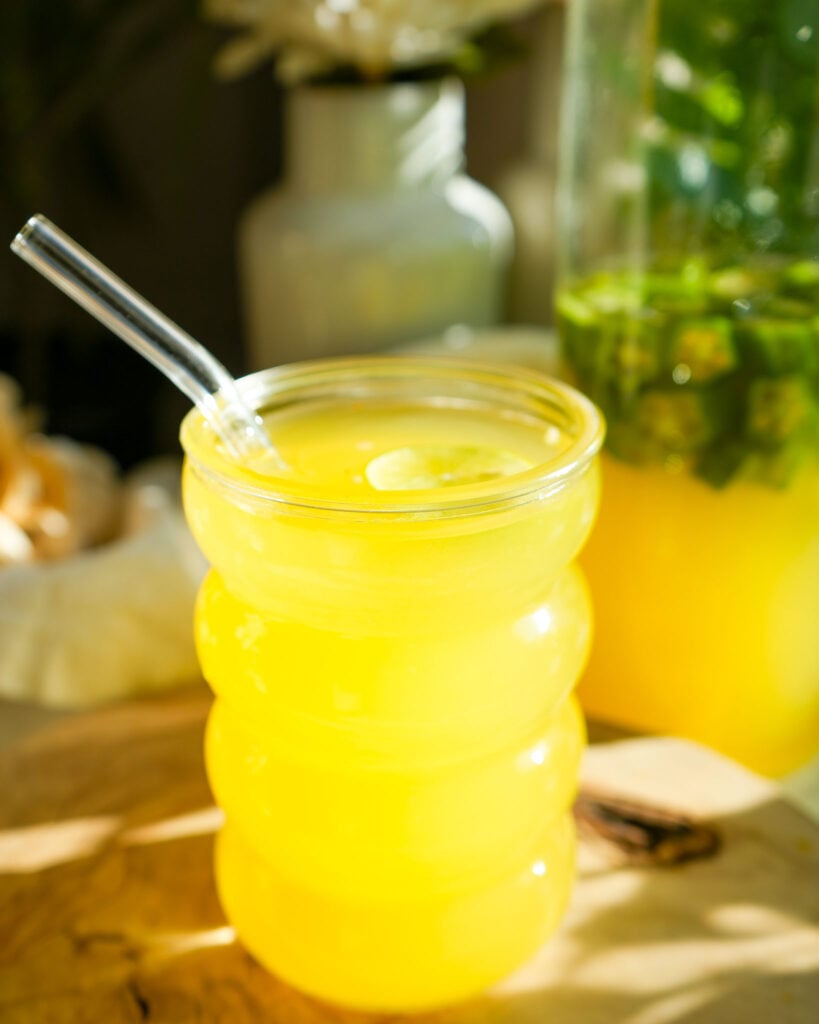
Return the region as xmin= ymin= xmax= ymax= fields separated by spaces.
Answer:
xmin=204 ymin=0 xmax=543 ymax=81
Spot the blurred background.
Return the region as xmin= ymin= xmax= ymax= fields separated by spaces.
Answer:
xmin=1 ymin=0 xmax=817 ymax=838
xmin=0 ymin=0 xmax=560 ymax=467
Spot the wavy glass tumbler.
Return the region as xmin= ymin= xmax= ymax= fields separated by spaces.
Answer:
xmin=180 ymin=359 xmax=603 ymax=1012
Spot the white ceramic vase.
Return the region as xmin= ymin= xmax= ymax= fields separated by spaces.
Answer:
xmin=238 ymin=78 xmax=513 ymax=368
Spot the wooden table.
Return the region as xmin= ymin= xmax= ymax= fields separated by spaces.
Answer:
xmin=1 ymin=689 xmax=817 ymax=1022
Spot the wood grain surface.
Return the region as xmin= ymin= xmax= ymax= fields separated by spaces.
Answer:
xmin=0 ymin=689 xmax=817 ymax=1023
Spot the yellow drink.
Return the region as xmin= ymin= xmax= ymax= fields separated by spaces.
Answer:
xmin=578 ymin=453 xmax=819 ymax=777
xmin=558 ymin=265 xmax=819 ymax=777
xmin=181 ymin=359 xmax=603 ymax=1012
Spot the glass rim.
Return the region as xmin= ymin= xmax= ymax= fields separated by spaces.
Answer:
xmin=180 ymin=356 xmax=605 ymax=520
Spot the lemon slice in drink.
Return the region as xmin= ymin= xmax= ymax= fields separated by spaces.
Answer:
xmin=365 ymin=445 xmax=533 ymax=491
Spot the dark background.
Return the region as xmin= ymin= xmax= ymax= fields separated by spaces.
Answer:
xmin=0 ymin=0 xmax=542 ymax=467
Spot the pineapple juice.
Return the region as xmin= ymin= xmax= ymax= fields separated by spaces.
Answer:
xmin=558 ymin=262 xmax=819 ymax=776
xmin=181 ymin=359 xmax=603 ymax=1012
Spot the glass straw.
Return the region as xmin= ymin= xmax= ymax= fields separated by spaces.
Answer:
xmin=10 ymin=215 xmax=276 ymax=463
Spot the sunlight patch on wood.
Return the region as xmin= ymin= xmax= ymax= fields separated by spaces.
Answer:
xmin=0 ymin=815 xmax=121 ymax=871
xmin=122 ymin=806 xmax=224 ymax=847
xmin=142 ymin=925 xmax=237 ymax=962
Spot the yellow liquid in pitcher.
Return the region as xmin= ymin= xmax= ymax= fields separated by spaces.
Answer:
xmin=579 ymin=453 xmax=819 ymax=777
xmin=183 ymin=393 xmax=600 ymax=1012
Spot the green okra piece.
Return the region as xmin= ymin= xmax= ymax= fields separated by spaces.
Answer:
xmin=635 ymin=388 xmax=719 ymax=454
xmin=782 ymin=259 xmax=819 ymax=299
xmin=763 ymin=296 xmax=814 ymax=321
xmin=604 ymin=420 xmax=653 ymax=465
xmin=736 ymin=318 xmax=818 ymax=376
xmin=577 ymin=274 xmax=644 ymax=318
xmin=612 ymin=320 xmax=665 ymax=386
xmin=745 ymin=376 xmax=816 ymax=448
xmin=561 ymin=306 xmax=667 ymax=395
xmin=708 ymin=266 xmax=777 ymax=309
xmin=670 ymin=318 xmax=737 ymax=381
xmin=644 ymin=271 xmax=709 ymax=317
xmin=556 ymin=289 xmax=599 ymax=375
xmin=694 ymin=440 xmax=748 ymax=489
xmin=747 ymin=443 xmax=810 ymax=490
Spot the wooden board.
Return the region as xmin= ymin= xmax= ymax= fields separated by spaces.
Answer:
xmin=0 ymin=689 xmax=817 ymax=1023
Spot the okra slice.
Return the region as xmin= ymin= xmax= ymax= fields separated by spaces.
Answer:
xmin=747 ymin=442 xmax=810 ymax=490
xmin=582 ymin=273 xmax=644 ymax=316
xmin=605 ymin=419 xmax=663 ymax=465
xmin=610 ymin=312 xmax=667 ymax=389
xmin=645 ymin=271 xmax=709 ymax=316
xmin=745 ymin=376 xmax=816 ymax=448
xmin=708 ymin=266 xmax=777 ymax=309
xmin=783 ymin=259 xmax=819 ymax=300
xmin=635 ymin=388 xmax=719 ymax=454
xmin=556 ymin=288 xmax=596 ymax=326
xmin=763 ymin=296 xmax=814 ymax=320
xmin=559 ymin=298 xmax=667 ymax=395
xmin=736 ymin=318 xmax=817 ymax=375
xmin=670 ymin=318 xmax=737 ymax=381
xmin=695 ymin=440 xmax=748 ymax=489
xmin=555 ymin=289 xmax=599 ymax=374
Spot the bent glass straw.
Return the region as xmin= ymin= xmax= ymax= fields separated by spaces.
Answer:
xmin=11 ymin=215 xmax=275 ymax=463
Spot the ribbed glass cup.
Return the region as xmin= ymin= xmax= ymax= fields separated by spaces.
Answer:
xmin=180 ymin=357 xmax=603 ymax=1012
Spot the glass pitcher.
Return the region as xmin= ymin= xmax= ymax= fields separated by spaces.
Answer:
xmin=555 ymin=0 xmax=819 ymax=776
